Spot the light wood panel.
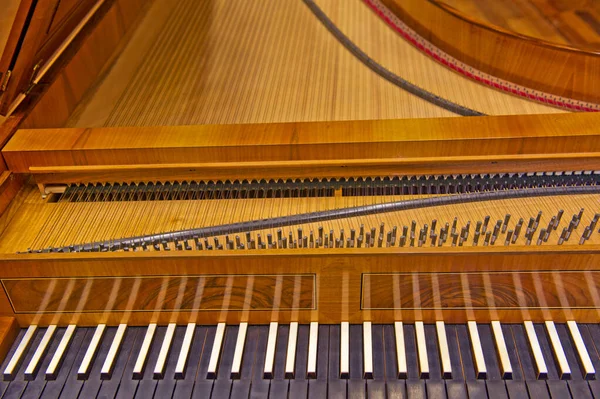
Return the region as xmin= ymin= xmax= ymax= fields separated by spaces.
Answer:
xmin=5 ymin=114 xmax=600 ymax=175
xmin=66 ymin=0 xmax=562 ymax=128
xmin=380 ymin=0 xmax=600 ymax=104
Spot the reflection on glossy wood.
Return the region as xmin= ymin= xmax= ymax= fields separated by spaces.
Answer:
xmin=2 ymin=275 xmax=315 ymax=313
xmin=362 ymin=271 xmax=599 ymax=310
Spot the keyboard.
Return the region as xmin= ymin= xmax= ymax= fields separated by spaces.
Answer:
xmin=1 ymin=321 xmax=599 ymax=398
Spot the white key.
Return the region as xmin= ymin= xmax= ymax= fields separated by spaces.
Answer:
xmin=46 ymin=325 xmax=76 ymax=380
xmin=101 ymin=324 xmax=126 ymax=379
xmin=436 ymin=321 xmax=452 ymax=379
xmin=285 ymin=322 xmax=298 ymax=378
xmin=524 ymin=321 xmax=547 ymax=379
xmin=133 ymin=323 xmax=156 ymax=379
xmin=154 ymin=323 xmax=176 ymax=379
xmin=340 ymin=322 xmax=349 ymax=379
xmin=4 ymin=325 xmax=37 ymax=380
xmin=415 ymin=322 xmax=429 ymax=379
xmin=25 ymin=325 xmax=56 ymax=380
xmin=545 ymin=321 xmax=571 ymax=379
xmin=468 ymin=321 xmax=487 ymax=379
xmin=307 ymin=322 xmax=318 ymax=378
xmin=567 ymin=321 xmax=595 ymax=379
xmin=207 ymin=323 xmax=226 ymax=379
xmin=491 ymin=321 xmax=512 ymax=379
xmin=231 ymin=322 xmax=248 ymax=379
xmin=78 ymin=324 xmax=106 ymax=380
xmin=363 ymin=322 xmax=373 ymax=379
xmin=264 ymin=322 xmax=278 ymax=378
xmin=394 ymin=322 xmax=407 ymax=378
xmin=175 ymin=323 xmax=196 ymax=379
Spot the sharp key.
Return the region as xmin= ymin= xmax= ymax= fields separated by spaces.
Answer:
xmin=285 ymin=322 xmax=298 ymax=379
xmin=207 ymin=322 xmax=226 ymax=379
xmin=263 ymin=322 xmax=278 ymax=379
xmin=307 ymin=322 xmax=318 ymax=379
xmin=340 ymin=322 xmax=349 ymax=379
xmin=545 ymin=321 xmax=571 ymax=379
xmin=567 ymin=321 xmax=595 ymax=379
xmin=230 ymin=322 xmax=247 ymax=379
xmin=78 ymin=324 xmax=105 ymax=380
xmin=132 ymin=323 xmax=156 ymax=379
xmin=100 ymin=323 xmax=126 ymax=380
xmin=4 ymin=325 xmax=37 ymax=380
xmin=153 ymin=323 xmax=176 ymax=379
xmin=524 ymin=321 xmax=548 ymax=379
xmin=468 ymin=321 xmax=487 ymax=379
xmin=394 ymin=322 xmax=407 ymax=378
xmin=363 ymin=322 xmax=373 ymax=379
xmin=174 ymin=323 xmax=195 ymax=379
xmin=436 ymin=321 xmax=452 ymax=379
xmin=415 ymin=321 xmax=429 ymax=379
xmin=491 ymin=321 xmax=513 ymax=379
xmin=24 ymin=325 xmax=56 ymax=380
xmin=46 ymin=324 xmax=76 ymax=380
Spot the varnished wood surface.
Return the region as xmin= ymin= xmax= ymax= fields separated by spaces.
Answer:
xmin=380 ymin=0 xmax=600 ymax=104
xmin=1 ymin=249 xmax=600 ymax=325
xmin=0 ymin=317 xmax=18 ymax=365
xmin=439 ymin=0 xmax=600 ymax=50
xmin=17 ymin=0 xmax=149 ymax=129
xmin=64 ymin=0 xmax=561 ymax=128
xmin=5 ymin=114 xmax=600 ymax=175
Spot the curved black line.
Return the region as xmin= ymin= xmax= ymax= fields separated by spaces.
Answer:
xmin=37 ymin=185 xmax=600 ymax=252
xmin=302 ymin=0 xmax=486 ymax=116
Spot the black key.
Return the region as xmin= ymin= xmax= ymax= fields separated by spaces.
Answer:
xmin=230 ymin=326 xmax=258 ymax=399
xmin=424 ymin=324 xmax=446 ymax=399
xmin=554 ymin=324 xmax=592 ymax=399
xmin=210 ymin=325 xmax=238 ymax=399
xmin=328 ymin=325 xmax=345 ymax=399
xmin=478 ymin=324 xmax=508 ymax=399
xmin=289 ymin=324 xmax=309 ymax=399
xmin=20 ymin=327 xmax=66 ymax=399
xmin=455 ymin=324 xmax=486 ymax=399
xmin=134 ymin=326 xmax=167 ymax=399
xmin=307 ymin=325 xmax=328 ymax=399
xmin=501 ymin=325 xmax=529 ymax=399
xmin=383 ymin=324 xmax=406 ymax=399
xmin=52 ymin=328 xmax=98 ymax=399
xmin=580 ymin=325 xmax=600 ymax=398
xmin=348 ymin=324 xmax=365 ymax=399
xmin=269 ymin=325 xmax=290 ymax=398
xmin=78 ymin=326 xmax=116 ymax=399
xmin=367 ymin=325 xmax=385 ymax=399
xmin=444 ymin=325 xmax=468 ymax=399
xmin=115 ymin=326 xmax=153 ymax=399
xmin=153 ymin=325 xmax=186 ymax=399
xmin=95 ymin=326 xmax=140 ymax=399
xmin=249 ymin=325 xmax=270 ymax=399
xmin=40 ymin=327 xmax=89 ymax=399
xmin=511 ymin=325 xmax=550 ymax=399
xmin=403 ymin=324 xmax=426 ymax=399
xmin=172 ymin=326 xmax=207 ymax=399
xmin=191 ymin=326 xmax=217 ymax=399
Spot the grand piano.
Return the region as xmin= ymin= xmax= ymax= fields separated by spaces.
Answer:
xmin=0 ymin=0 xmax=598 ymax=398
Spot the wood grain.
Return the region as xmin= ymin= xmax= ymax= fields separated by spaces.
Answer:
xmin=380 ymin=0 xmax=600 ymax=104
xmin=2 ymin=274 xmax=315 ymax=313
xmin=363 ymin=271 xmax=599 ymax=310
xmin=0 ymin=317 xmax=18 ymax=365
xmin=0 ymin=249 xmax=598 ymax=324
xmin=5 ymin=114 xmax=600 ymax=175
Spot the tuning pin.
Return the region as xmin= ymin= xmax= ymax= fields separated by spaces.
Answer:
xmin=357 ymin=235 xmax=363 ymax=248
xmin=391 ymin=226 xmax=397 ymax=245
xmin=365 ymin=232 xmax=371 ymax=248
xmin=162 ymin=241 xmax=170 ymax=251
xmin=575 ymin=208 xmax=584 ymax=228
xmin=309 ymin=232 xmax=314 ymax=248
xmin=303 ymin=236 xmax=308 ymax=248
xmin=175 ymin=239 xmax=182 ymax=251
xmin=282 ymin=237 xmax=288 ymax=249
xmin=431 ymin=219 xmax=437 ymax=234
xmin=482 ymin=215 xmax=490 ymax=233
xmin=475 ymin=221 xmax=482 ymax=234
xmin=379 ymin=223 xmax=385 ymax=237
xmin=386 ymin=231 xmax=392 ymax=247
xmin=297 ymin=228 xmax=303 ymax=243
xmin=501 ymin=214 xmax=510 ymax=233
xmin=153 ymin=240 xmax=160 ymax=251
xmin=451 ymin=217 xmax=458 ymax=235
xmin=473 ymin=231 xmax=480 ymax=246
xmin=558 ymin=228 xmax=567 ymax=245
xmin=267 ymin=234 xmax=273 ymax=249
xmin=505 ymin=230 xmax=513 ymax=246
xmin=513 ymin=218 xmax=523 ymax=243
xmin=484 ymin=231 xmax=491 ymax=246
xmin=257 ymin=234 xmax=264 ymax=249
xmin=184 ymin=239 xmax=192 ymax=251
xmin=350 ymin=229 xmax=356 ymax=247
xmin=340 ymin=230 xmax=345 ymax=245
xmin=451 ymin=233 xmax=458 ymax=247
xmin=430 ymin=234 xmax=437 ymax=247
xmin=410 ymin=221 xmax=416 ymax=236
